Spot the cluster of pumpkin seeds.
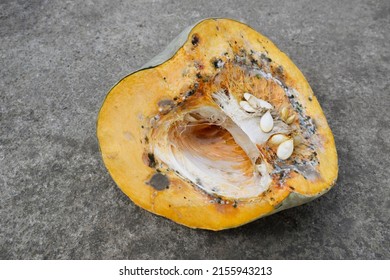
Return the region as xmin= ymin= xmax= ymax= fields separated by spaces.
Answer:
xmin=239 ymin=92 xmax=296 ymax=160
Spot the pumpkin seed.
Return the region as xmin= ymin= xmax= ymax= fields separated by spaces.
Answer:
xmin=277 ymin=139 xmax=294 ymax=160
xmin=239 ymin=101 xmax=256 ymax=113
xmin=280 ymin=107 xmax=288 ymax=121
xmin=269 ymin=134 xmax=289 ymax=145
xmin=286 ymin=114 xmax=296 ymax=124
xmin=260 ymin=111 xmax=274 ymax=132
xmin=243 ymin=92 xmax=273 ymax=110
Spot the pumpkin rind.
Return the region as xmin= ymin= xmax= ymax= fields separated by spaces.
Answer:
xmin=97 ymin=18 xmax=338 ymax=230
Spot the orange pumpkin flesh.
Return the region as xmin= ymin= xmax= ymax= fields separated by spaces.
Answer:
xmin=97 ymin=18 xmax=338 ymax=230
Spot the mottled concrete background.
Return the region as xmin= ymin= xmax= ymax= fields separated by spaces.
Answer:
xmin=1 ymin=0 xmax=389 ymax=259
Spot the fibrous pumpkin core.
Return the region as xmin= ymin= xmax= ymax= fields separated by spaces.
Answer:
xmin=157 ymin=106 xmax=272 ymax=199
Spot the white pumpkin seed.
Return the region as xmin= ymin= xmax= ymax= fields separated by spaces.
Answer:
xmin=280 ymin=107 xmax=288 ymax=121
xmin=269 ymin=134 xmax=289 ymax=145
xmin=258 ymin=99 xmax=273 ymax=110
xmin=239 ymin=101 xmax=256 ymax=113
xmin=260 ymin=111 xmax=274 ymax=132
xmin=286 ymin=114 xmax=296 ymax=124
xmin=243 ymin=92 xmax=253 ymax=101
xmin=277 ymin=139 xmax=294 ymax=160
xmin=243 ymin=92 xmax=273 ymax=110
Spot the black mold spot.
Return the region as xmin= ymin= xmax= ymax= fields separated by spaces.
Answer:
xmin=261 ymin=53 xmax=272 ymax=63
xmin=185 ymin=89 xmax=195 ymax=97
xmin=212 ymin=58 xmax=224 ymax=69
xmin=233 ymin=201 xmax=238 ymax=208
xmin=147 ymin=153 xmax=156 ymax=168
xmin=196 ymin=72 xmax=202 ymax=79
xmin=144 ymin=136 xmax=149 ymax=144
xmin=147 ymin=173 xmax=170 ymax=190
xmin=222 ymin=88 xmax=230 ymax=97
xmin=191 ymin=34 xmax=199 ymax=46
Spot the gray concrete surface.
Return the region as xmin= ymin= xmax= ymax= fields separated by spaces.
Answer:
xmin=1 ymin=0 xmax=389 ymax=259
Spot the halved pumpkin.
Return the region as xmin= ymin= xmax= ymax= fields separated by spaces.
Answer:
xmin=97 ymin=18 xmax=338 ymax=230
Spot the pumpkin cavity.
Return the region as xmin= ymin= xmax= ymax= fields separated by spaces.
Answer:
xmin=149 ymin=54 xmax=320 ymax=200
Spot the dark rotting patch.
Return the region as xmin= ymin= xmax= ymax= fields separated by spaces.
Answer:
xmin=147 ymin=153 xmax=156 ymax=168
xmin=212 ymin=58 xmax=224 ymax=69
xmin=185 ymin=89 xmax=196 ymax=97
xmin=308 ymin=96 xmax=312 ymax=101
xmin=276 ymin=65 xmax=284 ymax=75
xmin=222 ymin=88 xmax=230 ymax=97
xmin=261 ymin=53 xmax=272 ymax=63
xmin=144 ymin=136 xmax=149 ymax=144
xmin=147 ymin=173 xmax=170 ymax=190
xmin=196 ymin=72 xmax=202 ymax=79
xmin=232 ymin=201 xmax=238 ymax=208
xmin=191 ymin=34 xmax=199 ymax=46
